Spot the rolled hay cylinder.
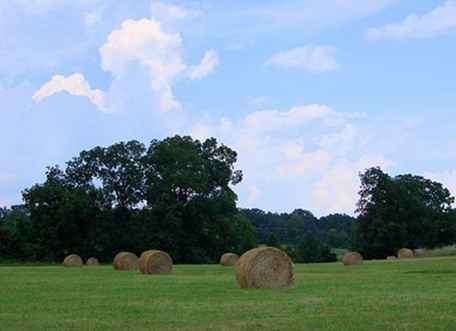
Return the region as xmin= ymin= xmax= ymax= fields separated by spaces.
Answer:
xmin=63 ymin=254 xmax=83 ymax=268
xmin=113 ymin=252 xmax=139 ymax=271
xmin=220 ymin=253 xmax=240 ymax=266
xmin=138 ymin=250 xmax=173 ymax=275
xmin=235 ymin=246 xmax=294 ymax=289
xmin=342 ymin=252 xmax=363 ymax=266
xmin=414 ymin=249 xmax=426 ymax=257
xmin=398 ymin=248 xmax=414 ymax=259
xmin=86 ymin=257 xmax=100 ymax=266
xmin=387 ymin=256 xmax=397 ymax=260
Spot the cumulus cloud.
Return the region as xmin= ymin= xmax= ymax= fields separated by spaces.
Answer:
xmin=31 ymin=1 xmax=218 ymax=113
xmin=99 ymin=10 xmax=219 ymax=112
xmin=187 ymin=103 xmax=383 ymax=215
xmin=366 ymin=1 xmax=456 ymax=40
xmin=265 ymin=45 xmax=339 ymax=72
xmin=33 ymin=73 xmax=106 ymax=111
xmin=187 ymin=50 xmax=219 ymax=80
xmin=100 ymin=18 xmax=186 ymax=111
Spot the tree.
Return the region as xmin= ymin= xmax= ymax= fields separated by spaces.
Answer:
xmin=142 ymin=136 xmax=243 ymax=263
xmin=294 ymin=235 xmax=337 ymax=263
xmin=240 ymin=208 xmax=356 ymax=248
xmin=355 ymin=167 xmax=456 ymax=258
xmin=18 ymin=135 xmax=244 ymax=263
xmin=266 ymin=232 xmax=281 ymax=248
xmin=0 ymin=205 xmax=33 ymax=261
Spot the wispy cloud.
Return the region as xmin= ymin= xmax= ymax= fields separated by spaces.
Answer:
xmin=265 ymin=45 xmax=339 ymax=72
xmin=366 ymin=0 xmax=456 ymax=40
xmin=187 ymin=50 xmax=219 ymax=80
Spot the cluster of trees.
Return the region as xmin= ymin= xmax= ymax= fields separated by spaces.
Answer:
xmin=2 ymin=136 xmax=456 ymax=264
xmin=241 ymin=209 xmax=355 ymax=262
xmin=0 ymin=136 xmax=256 ymax=263
xmin=353 ymin=167 xmax=456 ymax=259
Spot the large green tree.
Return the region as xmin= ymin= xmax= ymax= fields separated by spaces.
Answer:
xmin=355 ymin=167 xmax=456 ymax=258
xmin=20 ymin=136 xmax=249 ymax=263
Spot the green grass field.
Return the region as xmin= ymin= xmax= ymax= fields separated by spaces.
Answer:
xmin=1 ymin=257 xmax=456 ymax=331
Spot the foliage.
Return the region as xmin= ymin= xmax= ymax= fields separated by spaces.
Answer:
xmin=284 ymin=235 xmax=337 ymax=263
xmin=2 ymin=136 xmax=250 ymax=263
xmin=354 ymin=167 xmax=456 ymax=259
xmin=241 ymin=208 xmax=355 ymax=249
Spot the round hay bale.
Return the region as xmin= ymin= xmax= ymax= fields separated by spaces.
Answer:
xmin=342 ymin=252 xmax=363 ymax=266
xmin=235 ymin=247 xmax=294 ymax=289
xmin=414 ymin=249 xmax=426 ymax=257
xmin=86 ymin=257 xmax=100 ymax=266
xmin=138 ymin=250 xmax=155 ymax=271
xmin=220 ymin=253 xmax=239 ymax=266
xmin=387 ymin=256 xmax=397 ymax=260
xmin=398 ymin=248 xmax=414 ymax=259
xmin=113 ymin=252 xmax=139 ymax=271
xmin=63 ymin=254 xmax=83 ymax=268
xmin=139 ymin=250 xmax=173 ymax=275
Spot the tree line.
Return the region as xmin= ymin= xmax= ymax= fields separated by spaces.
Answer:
xmin=1 ymin=136 xmax=456 ymax=263
xmin=0 ymin=136 xmax=255 ymax=263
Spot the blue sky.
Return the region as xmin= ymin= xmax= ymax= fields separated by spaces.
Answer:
xmin=1 ymin=0 xmax=456 ymax=216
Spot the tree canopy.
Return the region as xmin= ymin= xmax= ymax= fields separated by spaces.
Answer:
xmin=354 ymin=167 xmax=456 ymax=258
xmin=6 ymin=136 xmax=254 ymax=263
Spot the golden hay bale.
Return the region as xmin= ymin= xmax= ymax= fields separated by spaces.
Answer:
xmin=113 ymin=252 xmax=139 ymax=271
xmin=387 ymin=256 xmax=397 ymax=260
xmin=138 ymin=250 xmax=155 ymax=271
xmin=138 ymin=250 xmax=173 ymax=275
xmin=86 ymin=257 xmax=100 ymax=266
xmin=220 ymin=253 xmax=239 ymax=266
xmin=63 ymin=254 xmax=83 ymax=268
xmin=235 ymin=247 xmax=294 ymax=289
xmin=414 ymin=249 xmax=426 ymax=257
xmin=342 ymin=252 xmax=363 ymax=266
xmin=398 ymin=248 xmax=414 ymax=259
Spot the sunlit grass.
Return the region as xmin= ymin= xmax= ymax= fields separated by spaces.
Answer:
xmin=1 ymin=257 xmax=456 ymax=330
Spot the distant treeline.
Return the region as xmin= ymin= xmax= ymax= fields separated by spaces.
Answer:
xmin=241 ymin=208 xmax=355 ymax=248
xmin=240 ymin=209 xmax=355 ymax=262
xmin=1 ymin=136 xmax=456 ymax=264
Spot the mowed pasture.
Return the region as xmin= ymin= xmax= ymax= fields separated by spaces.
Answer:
xmin=1 ymin=257 xmax=456 ymax=330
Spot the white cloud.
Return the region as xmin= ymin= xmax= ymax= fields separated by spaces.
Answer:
xmin=187 ymin=50 xmax=219 ymax=80
xmin=265 ymin=45 xmax=339 ymax=72
xmin=99 ymin=12 xmax=218 ymax=112
xmin=282 ymin=141 xmax=305 ymax=161
xmin=277 ymin=150 xmax=333 ymax=177
xmin=150 ymin=1 xmax=195 ymax=22
xmin=100 ymin=18 xmax=186 ymax=111
xmin=186 ymin=103 xmax=384 ymax=215
xmin=244 ymin=0 xmax=395 ymax=30
xmin=33 ymin=73 xmax=106 ymax=111
xmin=367 ymin=1 xmax=456 ymax=40
xmin=243 ymin=104 xmax=339 ymax=132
